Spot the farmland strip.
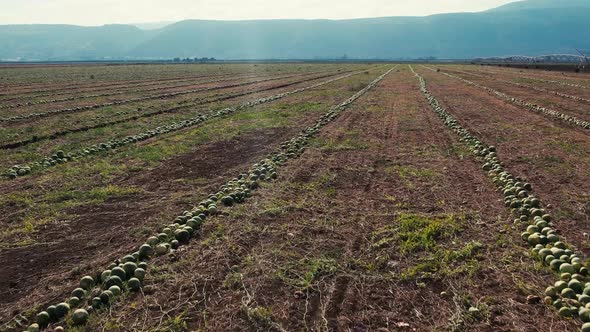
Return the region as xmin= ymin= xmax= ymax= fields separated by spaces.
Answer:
xmin=0 ymin=71 xmax=243 ymax=98
xmin=516 ymin=76 xmax=590 ymax=91
xmin=2 ymin=70 xmax=337 ymax=110
xmin=411 ymin=65 xmax=590 ymax=331
xmin=5 ymin=68 xmax=381 ymax=178
xmin=0 ymin=70 xmax=336 ymax=123
xmin=422 ymin=66 xmax=590 ymax=131
xmin=16 ymin=66 xmax=395 ymax=332
xmin=0 ymin=73 xmax=269 ymax=110
xmin=0 ymin=67 xmax=331 ymax=101
xmin=0 ymin=71 xmax=344 ymax=150
xmin=474 ymin=67 xmax=590 ymax=90
xmin=438 ymin=67 xmax=590 ymax=105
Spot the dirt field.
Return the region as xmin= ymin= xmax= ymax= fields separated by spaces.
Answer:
xmin=0 ymin=63 xmax=589 ymax=331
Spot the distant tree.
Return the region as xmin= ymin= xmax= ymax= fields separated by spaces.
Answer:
xmin=173 ymin=57 xmax=181 ymax=62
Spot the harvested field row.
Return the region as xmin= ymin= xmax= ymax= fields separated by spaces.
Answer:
xmin=439 ymin=67 xmax=590 ymax=105
xmin=0 ymin=72 xmax=263 ymax=110
xmin=412 ymin=65 xmax=589 ymax=332
xmin=448 ymin=65 xmax=590 ymax=104
xmin=0 ymin=64 xmax=233 ymax=89
xmin=0 ymin=70 xmax=333 ymax=123
xmin=0 ymin=68 xmax=341 ymax=109
xmin=0 ymin=66 xmax=379 ymax=248
xmin=1 ymin=75 xmax=338 ymax=147
xmin=0 ymin=71 xmax=346 ymax=150
xmin=461 ymin=65 xmax=590 ymax=89
xmin=415 ymin=66 xmax=590 ymax=256
xmin=3 ymin=70 xmax=370 ymax=178
xmin=424 ymin=67 xmax=590 ymax=130
xmin=0 ymin=72 xmax=239 ymax=103
xmin=0 ymin=64 xmax=334 ymax=94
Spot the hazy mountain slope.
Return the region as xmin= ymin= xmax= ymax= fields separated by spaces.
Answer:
xmin=1 ymin=0 xmax=589 ymax=60
xmin=0 ymin=24 xmax=151 ymax=60
xmin=488 ymin=0 xmax=590 ymax=12
xmin=133 ymin=22 xmax=174 ymax=30
xmin=130 ymin=7 xmax=590 ymax=59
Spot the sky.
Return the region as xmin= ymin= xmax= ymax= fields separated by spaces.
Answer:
xmin=0 ymin=0 xmax=519 ymax=26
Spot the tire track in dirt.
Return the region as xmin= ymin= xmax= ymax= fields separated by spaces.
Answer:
xmin=304 ymin=224 xmax=362 ymax=331
xmin=304 ymin=72 xmax=397 ymax=331
xmin=320 ymin=117 xmax=379 ymax=331
xmin=324 ymin=236 xmax=362 ymax=332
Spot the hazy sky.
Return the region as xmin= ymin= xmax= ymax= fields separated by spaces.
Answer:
xmin=0 ymin=0 xmax=518 ymax=26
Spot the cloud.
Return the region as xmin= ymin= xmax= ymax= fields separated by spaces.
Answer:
xmin=0 ymin=0 xmax=517 ymax=25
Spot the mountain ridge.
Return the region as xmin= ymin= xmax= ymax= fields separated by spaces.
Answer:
xmin=1 ymin=0 xmax=589 ymax=61
xmin=487 ymin=0 xmax=590 ymax=12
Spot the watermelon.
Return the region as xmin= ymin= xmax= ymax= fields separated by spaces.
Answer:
xmin=68 ymin=296 xmax=81 ymax=308
xmin=122 ymin=262 xmax=137 ymax=277
xmin=128 ymin=278 xmax=141 ymax=291
xmin=27 ymin=324 xmax=40 ymax=332
xmin=110 ymin=267 xmax=127 ymax=281
xmin=109 ymin=285 xmax=122 ymax=296
xmin=36 ymin=311 xmax=50 ymax=327
xmin=139 ymin=244 xmax=154 ymax=258
xmin=71 ymin=309 xmax=89 ymax=325
xmin=80 ymin=276 xmax=95 ymax=290
xmin=54 ymin=302 xmax=70 ymax=318
xmin=134 ymin=268 xmax=146 ymax=281
xmin=72 ymin=288 xmax=86 ymax=299
xmin=105 ymin=275 xmax=123 ymax=288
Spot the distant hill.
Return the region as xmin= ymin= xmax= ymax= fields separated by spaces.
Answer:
xmin=133 ymin=22 xmax=174 ymax=30
xmin=0 ymin=24 xmax=149 ymax=60
xmin=1 ymin=0 xmax=590 ymax=61
xmin=487 ymin=0 xmax=590 ymax=12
